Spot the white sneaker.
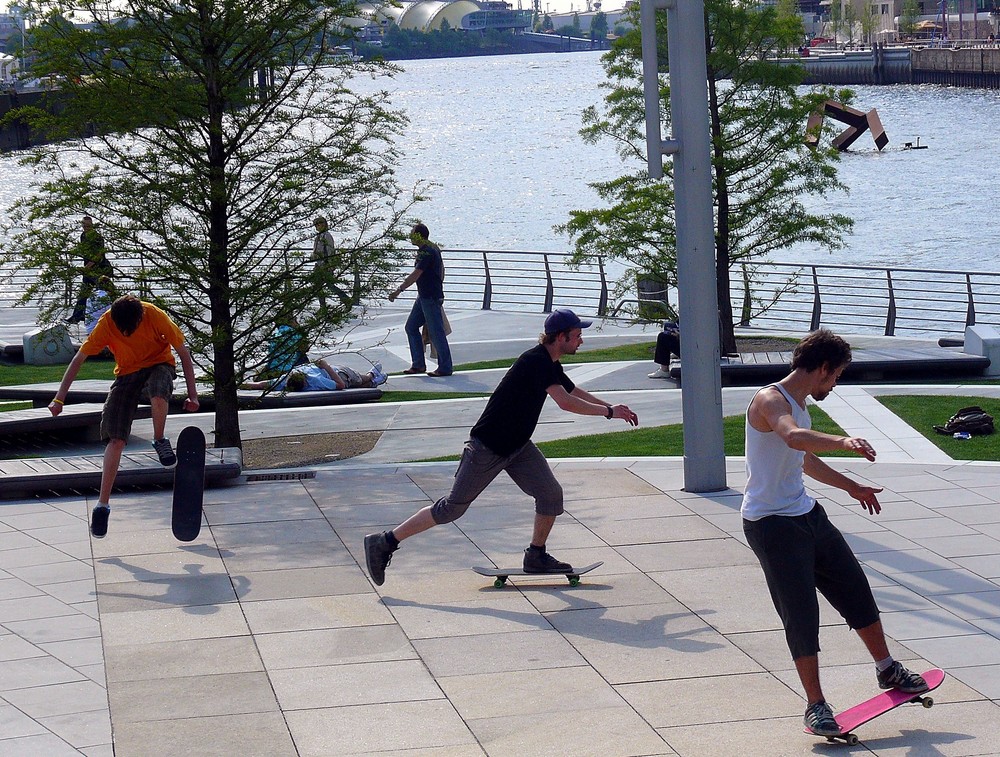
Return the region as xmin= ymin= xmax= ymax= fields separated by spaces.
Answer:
xmin=370 ymin=365 xmax=388 ymax=387
xmin=648 ymin=368 xmax=671 ymax=379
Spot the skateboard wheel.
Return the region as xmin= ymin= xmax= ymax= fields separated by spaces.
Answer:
xmin=846 ymin=734 xmax=859 ymax=746
xmin=568 ymin=576 xmax=580 ymax=587
xmin=493 ymin=577 xmax=506 ymax=588
xmin=922 ymin=696 xmax=934 ymax=708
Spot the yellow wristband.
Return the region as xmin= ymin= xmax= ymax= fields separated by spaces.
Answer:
xmin=52 ymin=397 xmax=64 ymax=405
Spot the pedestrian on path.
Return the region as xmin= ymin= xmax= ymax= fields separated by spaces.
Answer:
xmin=741 ymin=329 xmax=928 ymax=738
xmin=363 ymin=309 xmax=639 ymax=586
xmin=389 ymin=222 xmax=453 ymax=377
xmin=49 ymin=295 xmax=199 ymax=538
xmin=68 ymin=216 xmax=114 ymax=324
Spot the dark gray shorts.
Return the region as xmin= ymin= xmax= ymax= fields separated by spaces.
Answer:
xmin=430 ymin=437 xmax=564 ymax=524
xmin=101 ymin=363 xmax=176 ymax=441
xmin=743 ymin=503 xmax=880 ymax=660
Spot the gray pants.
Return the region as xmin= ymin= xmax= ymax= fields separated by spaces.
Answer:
xmin=430 ymin=437 xmax=564 ymax=524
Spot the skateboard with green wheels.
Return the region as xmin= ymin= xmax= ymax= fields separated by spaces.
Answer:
xmin=472 ymin=561 xmax=603 ymax=588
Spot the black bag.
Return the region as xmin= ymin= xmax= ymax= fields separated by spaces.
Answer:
xmin=933 ymin=406 xmax=995 ymax=435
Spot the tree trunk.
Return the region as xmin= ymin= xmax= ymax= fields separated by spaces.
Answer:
xmin=706 ymin=70 xmax=738 ymax=355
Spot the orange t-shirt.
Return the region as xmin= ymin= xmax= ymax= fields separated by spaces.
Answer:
xmin=81 ymin=302 xmax=185 ymax=377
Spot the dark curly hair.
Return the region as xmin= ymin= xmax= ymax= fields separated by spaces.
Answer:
xmin=110 ymin=295 xmax=144 ymax=336
xmin=790 ymin=329 xmax=852 ymax=373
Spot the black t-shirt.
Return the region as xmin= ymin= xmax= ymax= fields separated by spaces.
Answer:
xmin=471 ymin=344 xmax=575 ymax=456
xmin=414 ymin=242 xmax=444 ymax=300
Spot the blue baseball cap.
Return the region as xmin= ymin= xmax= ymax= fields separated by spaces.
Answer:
xmin=544 ymin=309 xmax=593 ymax=334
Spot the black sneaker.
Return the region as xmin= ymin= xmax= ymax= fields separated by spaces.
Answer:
xmin=152 ymin=437 xmax=176 ymax=466
xmin=364 ymin=532 xmax=397 ymax=586
xmin=522 ymin=547 xmax=572 ymax=574
xmin=804 ymin=700 xmax=841 ymax=737
xmin=877 ymin=661 xmax=929 ymax=693
xmin=90 ymin=505 xmax=110 ymax=539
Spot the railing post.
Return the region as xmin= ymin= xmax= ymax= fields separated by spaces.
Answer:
xmin=810 ymin=266 xmax=822 ymax=331
xmin=885 ymin=269 xmax=896 ymax=336
xmin=597 ymin=257 xmax=608 ymax=316
xmin=543 ymin=254 xmax=554 ymax=313
xmin=481 ymin=251 xmax=492 ymax=310
xmin=966 ymin=273 xmax=976 ymax=327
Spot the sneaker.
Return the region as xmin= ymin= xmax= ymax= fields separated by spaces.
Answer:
xmin=152 ymin=437 xmax=176 ymax=466
xmin=364 ymin=531 xmax=397 ymax=586
xmin=90 ymin=505 xmax=110 ymax=539
xmin=647 ymin=368 xmax=671 ymax=379
xmin=522 ymin=546 xmax=572 ymax=573
xmin=804 ymin=700 xmax=840 ymax=737
xmin=370 ymin=364 xmax=388 ymax=387
xmin=877 ymin=661 xmax=929 ymax=694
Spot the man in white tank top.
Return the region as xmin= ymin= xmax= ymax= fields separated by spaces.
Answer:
xmin=741 ymin=329 xmax=928 ymax=738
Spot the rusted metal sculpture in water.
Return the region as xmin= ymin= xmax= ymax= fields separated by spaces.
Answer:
xmin=805 ymin=100 xmax=888 ymax=152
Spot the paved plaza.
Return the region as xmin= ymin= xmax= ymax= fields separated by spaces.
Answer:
xmin=2 ymin=307 xmax=1000 ymax=755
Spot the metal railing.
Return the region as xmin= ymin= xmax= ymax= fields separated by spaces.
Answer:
xmin=4 ymin=250 xmax=999 ymax=338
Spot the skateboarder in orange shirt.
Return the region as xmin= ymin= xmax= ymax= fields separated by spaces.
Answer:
xmin=741 ymin=329 xmax=928 ymax=737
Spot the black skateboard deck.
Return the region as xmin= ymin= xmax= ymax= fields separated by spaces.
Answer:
xmin=171 ymin=426 xmax=206 ymax=542
xmin=472 ymin=561 xmax=603 ymax=588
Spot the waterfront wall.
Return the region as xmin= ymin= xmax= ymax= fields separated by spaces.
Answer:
xmin=911 ymin=46 xmax=1000 ymax=88
xmin=797 ymin=44 xmax=1000 ymax=89
xmin=0 ymin=88 xmax=42 ymax=152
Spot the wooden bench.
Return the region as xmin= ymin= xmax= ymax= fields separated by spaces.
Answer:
xmin=0 ymin=402 xmax=150 ymax=442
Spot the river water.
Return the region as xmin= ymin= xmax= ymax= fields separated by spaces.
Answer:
xmin=2 ymin=51 xmax=997 ymax=272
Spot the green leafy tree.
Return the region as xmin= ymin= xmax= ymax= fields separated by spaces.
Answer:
xmin=844 ymin=1 xmax=858 ymax=43
xmin=557 ymin=0 xmax=853 ymax=352
xmin=860 ymin=1 xmax=879 ymax=43
xmin=774 ymin=0 xmax=805 ymax=54
xmin=829 ymin=0 xmax=844 ymax=40
xmin=591 ymin=11 xmax=609 ymax=41
xmin=900 ymin=0 xmax=921 ymax=36
xmin=572 ymin=12 xmax=582 ymax=36
xmin=541 ymin=13 xmax=555 ymax=31
xmin=0 ymin=0 xmax=421 ymax=448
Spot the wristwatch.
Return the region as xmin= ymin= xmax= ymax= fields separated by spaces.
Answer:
xmin=605 ymin=405 xmax=613 ymax=419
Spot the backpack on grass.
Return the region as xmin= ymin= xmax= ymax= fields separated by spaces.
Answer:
xmin=933 ymin=406 xmax=995 ymax=436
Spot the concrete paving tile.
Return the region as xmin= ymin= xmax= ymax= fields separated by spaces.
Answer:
xmin=891 ymin=567 xmax=998 ymax=597
xmin=872 ymin=582 xmax=941 ymax=613
xmin=881 ymin=607 xmax=982 ymax=641
xmin=0 ymin=656 xmax=85 ymax=691
xmin=938 ymin=503 xmax=1000 ymax=526
xmin=110 ymin=671 xmax=279 ymax=722
xmin=866 ymin=500 xmax=938 ymax=521
xmin=565 ymin=493 xmax=695 ymax=521
xmin=0 ymin=733 xmax=86 ymax=756
xmin=522 ymin=570 xmax=671 ymax=614
xmin=0 ymin=633 xmax=43 ymax=661
xmin=99 ymin=603 xmax=251 ymax=646
xmin=241 ymin=593 xmax=394 ymax=634
xmin=835 ymin=701 xmax=1000 ymax=756
xmin=844 ymin=529 xmax=921 ymax=554
xmin=557 ymin=468 xmax=664 ymax=500
xmin=93 ymin=548 xmax=228 ymax=584
xmin=905 ymin=633 xmax=1000 ymax=668
xmin=22 ymin=524 xmax=89 ymax=547
xmin=876 ymin=473 xmax=957 ymax=495
xmin=382 ymin=593 xmax=550 ymax=640
xmin=270 ymin=659 xmax=443 ymax=710
xmin=548 ymin=602 xmax=761 ymax=684
xmin=232 ymin=564 xmax=369 ymax=602
xmin=373 ymin=567 xmax=494 ymax=604
xmin=256 ymin=625 xmax=415 ymax=670
xmin=471 ymin=519 xmax=605 ymax=555
xmin=441 ymin=666 xmax=620 ymax=720
xmin=0 ymin=702 xmax=47 ymax=739
xmin=0 ymin=544 xmax=79 ymax=570
xmin=658 ymin=715 xmax=832 ymax=756
xmin=0 ymin=576 xmax=41 ymax=601
xmin=304 ymin=470 xmax=433 ymax=505
xmin=861 ymin=548 xmax=968 ymax=576
xmin=957 ymin=553 xmax=1000 ymax=582
xmin=647 ymin=564 xmax=778 ymax=635
xmin=887 ymin=517 xmax=978 ymax=540
xmin=588 ymin=514 xmax=728 ymax=547
xmin=969 ymin=615 xmax=1000 ymax=636
xmin=338 ymin=524 xmax=487 ymax=579
xmin=112 ymin=711 xmax=296 ymax=757
xmin=204 ymin=494 xmax=322 ymax=527
xmin=89 ymin=525 xmax=212 ymax=558
xmin=944 ymin=663 xmax=1000 ymax=699
xmin=414 ymin=628 xmax=584 ymax=678
xmin=929 ymin=589 xmax=1000 ymax=620
xmin=39 ymin=636 xmax=105 ymax=668
xmin=913 ymin=534 xmax=1000 ymax=559
xmin=104 ymin=635 xmax=263 ymax=683
xmin=321 ymin=501 xmax=443 ymax=530
xmin=2 ymin=508 xmax=82 ymax=531
xmin=466 ymin=705 xmax=671 ymax=757
xmin=97 ymin=573 xmax=238 ymax=613
xmin=0 ymin=531 xmax=41 ymax=551
xmin=618 ymin=537 xmax=758 ymax=572
xmin=0 ymin=594 xmax=77 ymax=623
xmin=2 ymin=559 xmax=85 ymax=586
xmin=40 ymin=578 xmax=97 ymax=606
xmin=283 ymin=700 xmax=476 ymax=755
xmin=40 ymin=709 xmax=111 ymax=750
xmin=5 ymin=608 xmax=100 ymax=647
xmin=617 ymin=671 xmax=803 ymax=727
xmin=3 ymin=679 xmax=108 ymax=717
xmin=219 ymin=539 xmax=356 ymax=573
xmin=911 ymin=487 xmax=996 ymax=508
xmin=210 ymin=518 xmax=338 ymax=550
xmin=727 ymin=628 xmax=913 ymax=673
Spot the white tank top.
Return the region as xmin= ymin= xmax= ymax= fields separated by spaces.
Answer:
xmin=741 ymin=383 xmax=816 ymax=521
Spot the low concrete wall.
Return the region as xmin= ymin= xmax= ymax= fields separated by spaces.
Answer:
xmin=912 ymin=46 xmax=1000 ymax=88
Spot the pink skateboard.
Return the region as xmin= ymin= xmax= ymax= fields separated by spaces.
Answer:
xmin=806 ymin=668 xmax=946 ymax=745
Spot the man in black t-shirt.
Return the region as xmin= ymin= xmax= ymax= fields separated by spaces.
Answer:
xmin=388 ymin=222 xmax=452 ymax=376
xmin=363 ymin=309 xmax=639 ymax=586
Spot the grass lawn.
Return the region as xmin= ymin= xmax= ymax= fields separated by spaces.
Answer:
xmin=378 ymin=390 xmax=490 ymax=403
xmin=0 ymin=361 xmax=116 ymax=386
xmin=453 ymin=342 xmax=658 ymax=372
xmin=421 ymin=407 xmax=848 ymax=461
xmin=876 ymin=394 xmax=1000 ymax=461
xmin=0 ymin=401 xmax=33 ymax=412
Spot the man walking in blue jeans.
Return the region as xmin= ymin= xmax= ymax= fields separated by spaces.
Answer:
xmin=364 ymin=309 xmax=639 ymax=585
xmin=389 ymin=223 xmax=452 ymax=377
xmin=742 ymin=329 xmax=927 ymax=738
